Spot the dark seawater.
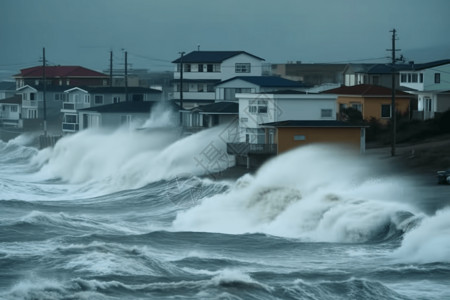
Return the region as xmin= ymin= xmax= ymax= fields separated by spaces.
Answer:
xmin=1 ymin=130 xmax=449 ymax=300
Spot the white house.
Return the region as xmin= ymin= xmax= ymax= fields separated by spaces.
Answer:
xmin=171 ymin=51 xmax=265 ymax=108
xmin=0 ymin=82 xmax=16 ymax=100
xmin=215 ymin=76 xmax=307 ymax=101
xmin=235 ymin=91 xmax=337 ymax=144
xmin=0 ymin=95 xmax=22 ymax=128
xmin=399 ymin=59 xmax=450 ymax=119
xmin=61 ymin=86 xmax=162 ymax=133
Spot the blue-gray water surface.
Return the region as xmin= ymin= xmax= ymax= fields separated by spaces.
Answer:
xmin=1 ymin=131 xmax=449 ymax=300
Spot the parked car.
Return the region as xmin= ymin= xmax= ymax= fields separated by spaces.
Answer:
xmin=437 ymin=169 xmax=450 ymax=184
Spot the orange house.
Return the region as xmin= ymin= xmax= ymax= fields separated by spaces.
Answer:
xmin=323 ymin=84 xmax=412 ymax=125
xmin=263 ymin=120 xmax=368 ymax=154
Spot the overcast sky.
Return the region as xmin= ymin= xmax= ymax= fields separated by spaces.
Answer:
xmin=1 ymin=0 xmax=449 ymax=80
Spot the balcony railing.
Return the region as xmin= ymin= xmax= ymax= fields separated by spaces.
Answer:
xmin=63 ymin=102 xmax=75 ymax=110
xmin=227 ymin=143 xmax=277 ymax=155
xmin=22 ymin=100 xmax=39 ymax=107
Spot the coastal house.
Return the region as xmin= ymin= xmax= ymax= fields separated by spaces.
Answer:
xmin=322 ymin=84 xmax=412 ymax=125
xmin=13 ymin=65 xmax=109 ymax=89
xmin=0 ymin=82 xmax=16 ymax=100
xmin=16 ymin=84 xmax=69 ymax=133
xmin=0 ymin=95 xmax=22 ymax=128
xmin=62 ymin=86 xmax=162 ymax=133
xmin=181 ymin=101 xmax=238 ymax=134
xmin=398 ymin=59 xmax=450 ymax=120
xmin=227 ymin=91 xmax=338 ymax=167
xmin=77 ymin=101 xmax=178 ymax=130
xmin=261 ymin=120 xmax=367 ymax=155
xmin=171 ymin=51 xmax=265 ymax=108
xmin=215 ymin=76 xmax=307 ymax=101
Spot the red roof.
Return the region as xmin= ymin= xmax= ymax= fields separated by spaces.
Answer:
xmin=15 ymin=66 xmax=108 ymax=78
xmin=322 ymin=84 xmax=411 ymax=97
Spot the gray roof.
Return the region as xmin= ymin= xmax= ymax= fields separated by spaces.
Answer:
xmin=191 ymin=101 xmax=238 ymax=114
xmin=262 ymin=120 xmax=367 ymax=128
xmin=79 ymin=100 xmax=179 ymax=113
xmin=172 ymin=51 xmax=264 ymax=63
xmin=218 ymin=76 xmax=306 ymax=88
xmin=0 ymin=95 xmax=21 ymax=104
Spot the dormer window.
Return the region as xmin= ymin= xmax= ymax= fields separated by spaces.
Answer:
xmin=235 ymin=63 xmax=251 ymax=73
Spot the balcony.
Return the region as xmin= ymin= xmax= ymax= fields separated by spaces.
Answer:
xmin=62 ymin=122 xmax=79 ymax=132
xmin=61 ymin=102 xmax=90 ymax=112
xmin=227 ymin=143 xmax=277 ymax=155
xmin=22 ymin=100 xmax=39 ymax=107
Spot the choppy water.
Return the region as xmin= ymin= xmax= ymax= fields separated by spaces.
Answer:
xmin=1 ymin=128 xmax=449 ymax=300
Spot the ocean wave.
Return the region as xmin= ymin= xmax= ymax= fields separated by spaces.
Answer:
xmin=173 ymin=145 xmax=420 ymax=243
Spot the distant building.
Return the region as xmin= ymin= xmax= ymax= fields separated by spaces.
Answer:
xmin=0 ymin=95 xmax=22 ymax=128
xmin=271 ymin=62 xmax=346 ymax=86
xmin=0 ymin=82 xmax=16 ymax=100
xmin=13 ymin=65 xmax=109 ymax=89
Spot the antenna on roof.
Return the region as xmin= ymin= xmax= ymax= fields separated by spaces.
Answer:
xmin=197 ymin=44 xmax=200 ymax=51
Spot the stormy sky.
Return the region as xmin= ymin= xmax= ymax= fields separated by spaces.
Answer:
xmin=1 ymin=0 xmax=449 ymax=80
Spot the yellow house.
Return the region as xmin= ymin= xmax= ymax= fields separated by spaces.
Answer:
xmin=262 ymin=120 xmax=368 ymax=154
xmin=323 ymin=84 xmax=412 ymax=125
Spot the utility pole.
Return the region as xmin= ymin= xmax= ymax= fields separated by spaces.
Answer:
xmin=42 ymin=47 xmax=47 ymax=137
xmin=110 ymin=51 xmax=113 ymax=87
xmin=124 ymin=50 xmax=128 ymax=101
xmin=178 ymin=51 xmax=185 ymax=125
xmin=387 ymin=29 xmax=401 ymax=156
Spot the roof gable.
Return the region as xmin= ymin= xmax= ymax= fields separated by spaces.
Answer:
xmin=172 ymin=51 xmax=264 ymax=63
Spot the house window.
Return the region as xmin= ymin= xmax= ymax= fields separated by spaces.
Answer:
xmin=74 ymin=94 xmax=81 ymax=103
xmin=84 ymin=95 xmax=90 ymax=104
xmin=381 ymin=104 xmax=391 ymax=118
xmin=22 ymin=93 xmax=28 ymax=101
xmin=294 ymin=135 xmax=306 ymax=141
xmin=65 ymin=114 xmax=77 ymax=123
xmin=94 ymin=95 xmax=103 ymax=104
xmin=372 ymin=76 xmax=379 ymax=85
xmin=198 ymin=64 xmax=204 ymax=72
xmin=113 ymin=96 xmax=120 ymax=103
xmin=435 ymin=73 xmax=441 ymax=83
xmin=30 ymin=93 xmax=36 ymax=100
xmin=184 ymin=64 xmax=191 ymax=72
xmin=10 ymin=105 xmax=18 ymax=112
xmin=66 ymin=80 xmax=70 ymax=85
xmin=258 ymin=106 xmax=268 ymax=113
xmin=351 ymin=103 xmax=362 ymax=112
xmin=206 ymin=84 xmax=215 ymax=92
xmin=197 ymin=84 xmax=204 ymax=92
xmin=28 ymin=109 xmax=37 ymax=118
xmin=419 ymin=73 xmax=424 ymax=83
xmin=206 ymin=64 xmax=220 ymax=72
xmin=400 ymin=74 xmax=407 ymax=83
xmin=321 ymin=109 xmax=333 ymax=118
xmin=249 ymin=106 xmax=257 ymax=114
xmin=54 ymin=93 xmax=66 ymax=101
xmin=235 ymin=63 xmax=251 ymax=73
xmin=407 ymin=74 xmax=412 ymax=83
xmin=412 ymin=74 xmax=418 ymax=83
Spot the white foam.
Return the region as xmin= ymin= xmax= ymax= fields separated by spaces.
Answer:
xmin=173 ymin=144 xmax=418 ymax=242
xmin=391 ymin=208 xmax=450 ymax=263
